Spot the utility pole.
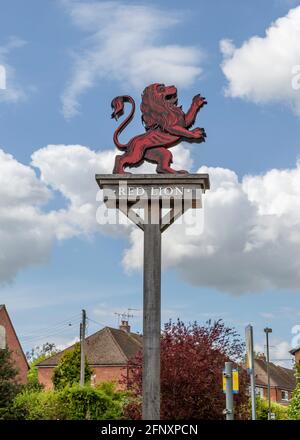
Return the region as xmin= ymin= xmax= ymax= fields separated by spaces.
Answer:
xmin=80 ymin=309 xmax=86 ymax=387
xmin=223 ymin=361 xmax=234 ymax=420
xmin=264 ymin=327 xmax=272 ymax=420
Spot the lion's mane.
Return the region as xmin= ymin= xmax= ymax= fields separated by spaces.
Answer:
xmin=140 ymin=84 xmax=183 ymax=131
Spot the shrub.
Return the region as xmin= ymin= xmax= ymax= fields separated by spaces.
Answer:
xmin=0 ymin=348 xmax=22 ymax=419
xmin=52 ymin=343 xmax=92 ymax=389
xmin=10 ymin=382 xmax=125 ymax=420
xmin=255 ymin=396 xmax=288 ymax=420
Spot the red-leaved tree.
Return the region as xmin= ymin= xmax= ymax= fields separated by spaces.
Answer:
xmin=122 ymin=319 xmax=249 ymax=420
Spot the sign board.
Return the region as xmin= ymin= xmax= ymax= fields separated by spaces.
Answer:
xmin=245 ymin=325 xmax=254 ymax=372
xmin=223 ymin=369 xmax=239 ymax=394
xmin=0 ymin=325 xmax=6 ymax=349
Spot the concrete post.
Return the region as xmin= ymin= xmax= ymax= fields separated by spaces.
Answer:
xmin=142 ymin=203 xmax=161 ymax=420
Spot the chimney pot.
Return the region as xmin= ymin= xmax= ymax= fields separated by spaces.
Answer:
xmin=120 ymin=320 xmax=130 ymax=333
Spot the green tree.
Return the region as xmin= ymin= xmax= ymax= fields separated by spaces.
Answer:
xmin=26 ymin=343 xmax=58 ymax=389
xmin=52 ymin=343 xmax=92 ymax=389
xmin=0 ymin=348 xmax=21 ymax=417
xmin=288 ymin=362 xmax=300 ymax=419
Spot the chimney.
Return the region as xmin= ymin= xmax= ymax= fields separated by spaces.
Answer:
xmin=119 ymin=319 xmax=131 ymax=333
xmin=256 ymin=353 xmax=266 ymax=361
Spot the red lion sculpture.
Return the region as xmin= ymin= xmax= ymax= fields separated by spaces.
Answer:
xmin=111 ymin=83 xmax=207 ymax=174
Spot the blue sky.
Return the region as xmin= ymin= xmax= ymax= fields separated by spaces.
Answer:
xmin=1 ymin=0 xmax=300 ymax=365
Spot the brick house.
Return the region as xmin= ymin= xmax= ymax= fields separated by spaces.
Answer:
xmin=37 ymin=320 xmax=142 ymax=390
xmin=254 ymin=358 xmax=296 ymax=405
xmin=290 ymin=346 xmax=300 ymax=364
xmin=0 ymin=304 xmax=28 ymax=384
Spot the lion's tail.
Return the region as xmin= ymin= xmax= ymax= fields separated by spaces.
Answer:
xmin=111 ymin=95 xmax=136 ymax=150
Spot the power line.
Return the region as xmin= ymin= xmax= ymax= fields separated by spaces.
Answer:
xmin=87 ymin=317 xmax=106 ymax=328
xmin=22 ymin=328 xmax=79 ymax=344
xmin=20 ymin=319 xmax=81 ymax=343
xmin=20 ymin=313 xmax=81 ymax=339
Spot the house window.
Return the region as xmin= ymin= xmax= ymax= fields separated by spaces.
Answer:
xmin=281 ymin=390 xmax=289 ymax=402
xmin=255 ymin=387 xmax=264 ymax=398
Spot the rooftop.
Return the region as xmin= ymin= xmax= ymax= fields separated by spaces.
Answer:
xmin=37 ymin=325 xmax=142 ymax=367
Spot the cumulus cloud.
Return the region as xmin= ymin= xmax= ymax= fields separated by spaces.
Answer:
xmin=0 ymin=149 xmax=54 ymax=282
xmin=220 ymin=6 xmax=300 ymax=114
xmin=0 ymin=142 xmax=189 ymax=282
xmin=61 ymin=0 xmax=203 ymax=118
xmin=0 ymin=36 xmax=27 ymax=103
xmin=123 ymin=160 xmax=300 ymax=294
xmin=4 ymin=141 xmax=300 ymax=295
xmin=0 ymin=144 xmax=115 ymax=283
xmin=31 ymin=144 xmax=115 ymax=239
xmin=255 ymin=339 xmax=293 ymax=368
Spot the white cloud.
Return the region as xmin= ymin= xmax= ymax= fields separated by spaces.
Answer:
xmin=31 ymin=144 xmax=116 ymax=239
xmin=0 ymin=142 xmax=192 ymax=283
xmin=0 ymin=149 xmax=54 ymax=282
xmin=0 ymin=144 xmax=117 ymax=283
xmin=0 ymin=36 xmax=27 ymax=103
xmin=4 ymin=142 xmax=300 ymax=297
xmin=61 ymin=1 xmax=203 ymax=118
xmin=123 ymin=160 xmax=300 ymax=294
xmin=220 ymin=6 xmax=300 ymax=115
xmin=255 ymin=339 xmax=293 ymax=368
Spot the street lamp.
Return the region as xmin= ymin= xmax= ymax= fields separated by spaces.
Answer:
xmin=264 ymin=327 xmax=272 ymax=420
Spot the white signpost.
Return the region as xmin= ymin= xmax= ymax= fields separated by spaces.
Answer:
xmin=96 ymin=173 xmax=210 ymax=420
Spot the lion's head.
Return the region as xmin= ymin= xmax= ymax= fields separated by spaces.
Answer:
xmin=140 ymin=83 xmax=182 ymax=131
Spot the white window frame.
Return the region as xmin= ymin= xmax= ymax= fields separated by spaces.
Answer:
xmin=255 ymin=387 xmax=264 ymax=398
xmin=281 ymin=390 xmax=289 ymax=402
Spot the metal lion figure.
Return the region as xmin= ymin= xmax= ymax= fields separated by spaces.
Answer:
xmin=111 ymin=83 xmax=207 ymax=174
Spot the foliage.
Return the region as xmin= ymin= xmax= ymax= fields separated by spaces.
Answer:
xmin=52 ymin=343 xmax=92 ymax=389
xmin=0 ymin=348 xmax=22 ymax=419
xmin=123 ymin=319 xmax=249 ymax=420
xmin=288 ymin=361 xmax=300 ymax=420
xmin=26 ymin=342 xmax=58 ymax=364
xmin=255 ymin=396 xmax=288 ymax=420
xmin=10 ymin=382 xmax=125 ymax=420
xmin=0 ymin=349 xmax=21 ymax=405
xmin=26 ymin=343 xmax=58 ymax=390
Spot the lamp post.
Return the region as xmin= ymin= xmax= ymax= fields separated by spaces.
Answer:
xmin=264 ymin=327 xmax=272 ymax=420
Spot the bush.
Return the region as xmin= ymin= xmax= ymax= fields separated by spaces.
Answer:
xmin=288 ymin=362 xmax=300 ymax=420
xmin=0 ymin=348 xmax=22 ymax=419
xmin=255 ymin=397 xmax=288 ymax=420
xmin=288 ymin=387 xmax=300 ymax=419
xmin=10 ymin=382 xmax=125 ymax=420
xmin=52 ymin=343 xmax=92 ymax=389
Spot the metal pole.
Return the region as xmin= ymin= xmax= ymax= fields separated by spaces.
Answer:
xmin=246 ymin=325 xmax=256 ymax=420
xmin=224 ymin=361 xmax=234 ymax=420
xmin=264 ymin=328 xmax=272 ymax=420
xmin=250 ymin=366 xmax=256 ymax=420
xmin=142 ymin=202 xmax=161 ymax=420
xmin=80 ymin=309 xmax=86 ymax=386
